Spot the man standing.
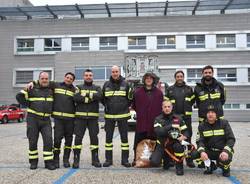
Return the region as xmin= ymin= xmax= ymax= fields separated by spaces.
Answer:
xmin=102 ymin=65 xmax=132 ymax=167
xmin=150 ymin=100 xmax=189 ymax=176
xmin=194 ymin=65 xmax=226 ymax=123
xmin=16 ymin=72 xmax=56 ymax=170
xmin=72 ymin=69 xmax=102 ymax=168
xmin=192 ymin=105 xmax=235 ymax=177
xmin=132 ymin=72 xmax=163 ymax=164
xmin=26 ymin=72 xmax=76 ymax=168
xmin=165 ymin=70 xmax=195 ymax=167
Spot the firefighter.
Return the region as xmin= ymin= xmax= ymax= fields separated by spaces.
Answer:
xmin=102 ymin=65 xmax=133 ymax=167
xmin=26 ymin=72 xmax=76 ymax=168
xmin=191 ymin=105 xmax=235 ymax=177
xmin=16 ymin=72 xmax=56 ymax=170
xmin=150 ymin=100 xmax=190 ymax=176
xmin=165 ymin=70 xmax=195 ymax=168
xmin=72 ymin=69 xmax=102 ymax=168
xmin=194 ymin=65 xmax=226 ymax=123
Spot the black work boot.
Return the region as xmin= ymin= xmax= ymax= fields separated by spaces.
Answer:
xmin=30 ymin=160 xmax=38 ymax=170
xmin=91 ymin=150 xmax=102 ymax=168
xmin=63 ymin=149 xmax=71 ymax=168
xmin=45 ymin=160 xmax=56 ymax=170
xmin=103 ymin=150 xmax=113 ymax=167
xmin=186 ymin=158 xmax=196 ymax=168
xmin=222 ymin=168 xmax=230 ymax=177
xmin=53 ymin=152 xmax=60 ymax=168
xmin=204 ymin=161 xmax=217 ymax=175
xmin=72 ymin=150 xmax=80 ymax=169
xmin=121 ymin=150 xmax=131 ymax=168
xmin=176 ymin=162 xmax=184 ymax=176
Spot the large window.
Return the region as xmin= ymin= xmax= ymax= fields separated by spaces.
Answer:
xmin=100 ymin=37 xmax=117 ymax=50
xmin=128 ymin=36 xmax=146 ymax=49
xmin=75 ymin=66 xmax=111 ymax=81
xmin=157 ymin=36 xmax=176 ymax=49
xmin=224 ymin=104 xmax=240 ymax=109
xmin=186 ymin=35 xmax=205 ymax=48
xmin=217 ymin=68 xmax=237 ymax=82
xmin=72 ymin=37 xmax=89 ymax=51
xmin=14 ymin=69 xmax=53 ymax=86
xmin=216 ymin=34 xmax=236 ymax=48
xmin=44 ymin=38 xmax=61 ymax=51
xmin=17 ymin=39 xmax=34 ymax=52
xmin=247 ymin=34 xmax=250 ymax=47
xmin=187 ymin=69 xmax=202 ymax=83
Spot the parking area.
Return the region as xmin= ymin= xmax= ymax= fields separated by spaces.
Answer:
xmin=0 ymin=121 xmax=249 ymax=184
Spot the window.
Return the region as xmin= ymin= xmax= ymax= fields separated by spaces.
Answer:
xmin=247 ymin=34 xmax=250 ymax=47
xmin=44 ymin=38 xmax=61 ymax=51
xmin=217 ymin=68 xmax=237 ymax=82
xmin=159 ymin=69 xmax=176 ymax=84
xmin=157 ymin=36 xmax=176 ymax=49
xmin=187 ymin=69 xmax=202 ymax=83
xmin=248 ymin=68 xmax=250 ymax=82
xmin=128 ymin=36 xmax=146 ymax=49
xmin=14 ymin=69 xmax=53 ymax=86
xmin=72 ymin=37 xmax=89 ymax=51
xmin=246 ymin=104 xmax=250 ymax=109
xmin=100 ymin=37 xmax=117 ymax=50
xmin=224 ymin=104 xmax=240 ymax=109
xmin=216 ymin=34 xmax=236 ymax=48
xmin=186 ymin=35 xmax=205 ymax=48
xmin=17 ymin=39 xmax=34 ymax=52
xmin=75 ymin=66 xmax=111 ymax=81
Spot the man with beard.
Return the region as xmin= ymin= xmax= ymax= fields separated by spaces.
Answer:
xmin=72 ymin=69 xmax=102 ymax=168
xmin=102 ymin=65 xmax=133 ymax=167
xmin=132 ymin=72 xmax=163 ymax=165
xmin=194 ymin=65 xmax=226 ymax=124
xmin=165 ymin=70 xmax=195 ymax=168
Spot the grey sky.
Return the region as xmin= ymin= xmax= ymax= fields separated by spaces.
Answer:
xmin=29 ymin=0 xmax=194 ymax=6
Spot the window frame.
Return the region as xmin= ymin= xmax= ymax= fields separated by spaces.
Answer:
xmin=128 ymin=36 xmax=146 ymax=49
xmin=44 ymin=38 xmax=62 ymax=51
xmin=216 ymin=34 xmax=236 ymax=48
xmin=99 ymin=37 xmax=118 ymax=50
xmin=157 ymin=35 xmax=176 ymax=49
xmin=75 ymin=66 xmax=113 ymax=81
xmin=217 ymin=68 xmax=237 ymax=82
xmin=186 ymin=35 xmax=205 ymax=48
xmin=186 ymin=68 xmax=202 ymax=83
xmin=16 ymin=39 xmax=34 ymax=52
xmin=71 ymin=37 xmax=89 ymax=51
xmin=247 ymin=34 xmax=250 ymax=47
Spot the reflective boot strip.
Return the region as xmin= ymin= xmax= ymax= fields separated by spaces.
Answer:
xmin=105 ymin=143 xmax=113 ymax=151
xmin=53 ymin=111 xmax=75 ymax=118
xmin=29 ymin=150 xmax=38 ymax=160
xmin=73 ymin=145 xmax=82 ymax=150
xmin=27 ymin=108 xmax=51 ymax=117
xmin=53 ymin=148 xmax=61 ymax=151
xmin=75 ymin=112 xmax=99 ymax=117
xmin=121 ymin=143 xmax=129 ymax=151
xmin=104 ymin=113 xmax=131 ymax=119
xmin=43 ymin=151 xmax=53 ymax=161
xmin=64 ymin=146 xmax=72 ymax=150
xmin=90 ymin=145 xmax=99 ymax=151
xmin=54 ymin=88 xmax=74 ymax=97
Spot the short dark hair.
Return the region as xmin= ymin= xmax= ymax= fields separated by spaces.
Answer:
xmin=65 ymin=72 xmax=75 ymax=81
xmin=39 ymin=71 xmax=49 ymax=78
xmin=202 ymin=65 xmax=214 ymax=73
xmin=174 ymin=70 xmax=184 ymax=78
xmin=84 ymin=69 xmax=93 ymax=73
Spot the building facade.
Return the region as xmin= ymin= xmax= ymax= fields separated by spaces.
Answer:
xmin=0 ymin=1 xmax=250 ymax=121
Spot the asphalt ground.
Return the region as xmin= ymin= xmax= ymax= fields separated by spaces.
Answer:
xmin=0 ymin=121 xmax=249 ymax=184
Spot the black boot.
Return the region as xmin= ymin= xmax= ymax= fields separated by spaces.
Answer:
xmin=103 ymin=150 xmax=113 ymax=167
xmin=121 ymin=150 xmax=131 ymax=168
xmin=45 ymin=160 xmax=56 ymax=170
xmin=30 ymin=160 xmax=38 ymax=170
xmin=53 ymin=152 xmax=60 ymax=168
xmin=63 ymin=149 xmax=71 ymax=168
xmin=222 ymin=168 xmax=230 ymax=177
xmin=186 ymin=158 xmax=195 ymax=168
xmin=204 ymin=161 xmax=217 ymax=175
xmin=176 ymin=162 xmax=184 ymax=176
xmin=72 ymin=150 xmax=80 ymax=169
xmin=91 ymin=150 xmax=102 ymax=168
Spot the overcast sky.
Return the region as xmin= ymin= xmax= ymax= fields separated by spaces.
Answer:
xmin=29 ymin=0 xmax=194 ymax=6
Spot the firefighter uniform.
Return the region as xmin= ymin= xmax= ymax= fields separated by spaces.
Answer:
xmin=102 ymin=76 xmax=133 ymax=167
xmin=165 ymin=82 xmax=195 ymax=166
xmin=16 ymin=84 xmax=55 ymax=170
xmin=150 ymin=113 xmax=189 ymax=175
xmin=72 ymin=83 xmax=102 ymax=168
xmin=194 ymin=78 xmax=226 ymax=123
xmin=50 ymin=82 xmax=76 ymax=168
xmin=192 ymin=117 xmax=235 ymax=177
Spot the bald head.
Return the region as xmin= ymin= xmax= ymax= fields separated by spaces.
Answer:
xmin=39 ymin=72 xmax=49 ymax=87
xmin=111 ymin=65 xmax=120 ymax=80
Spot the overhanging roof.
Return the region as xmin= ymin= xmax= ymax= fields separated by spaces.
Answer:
xmin=0 ymin=0 xmax=250 ymax=21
